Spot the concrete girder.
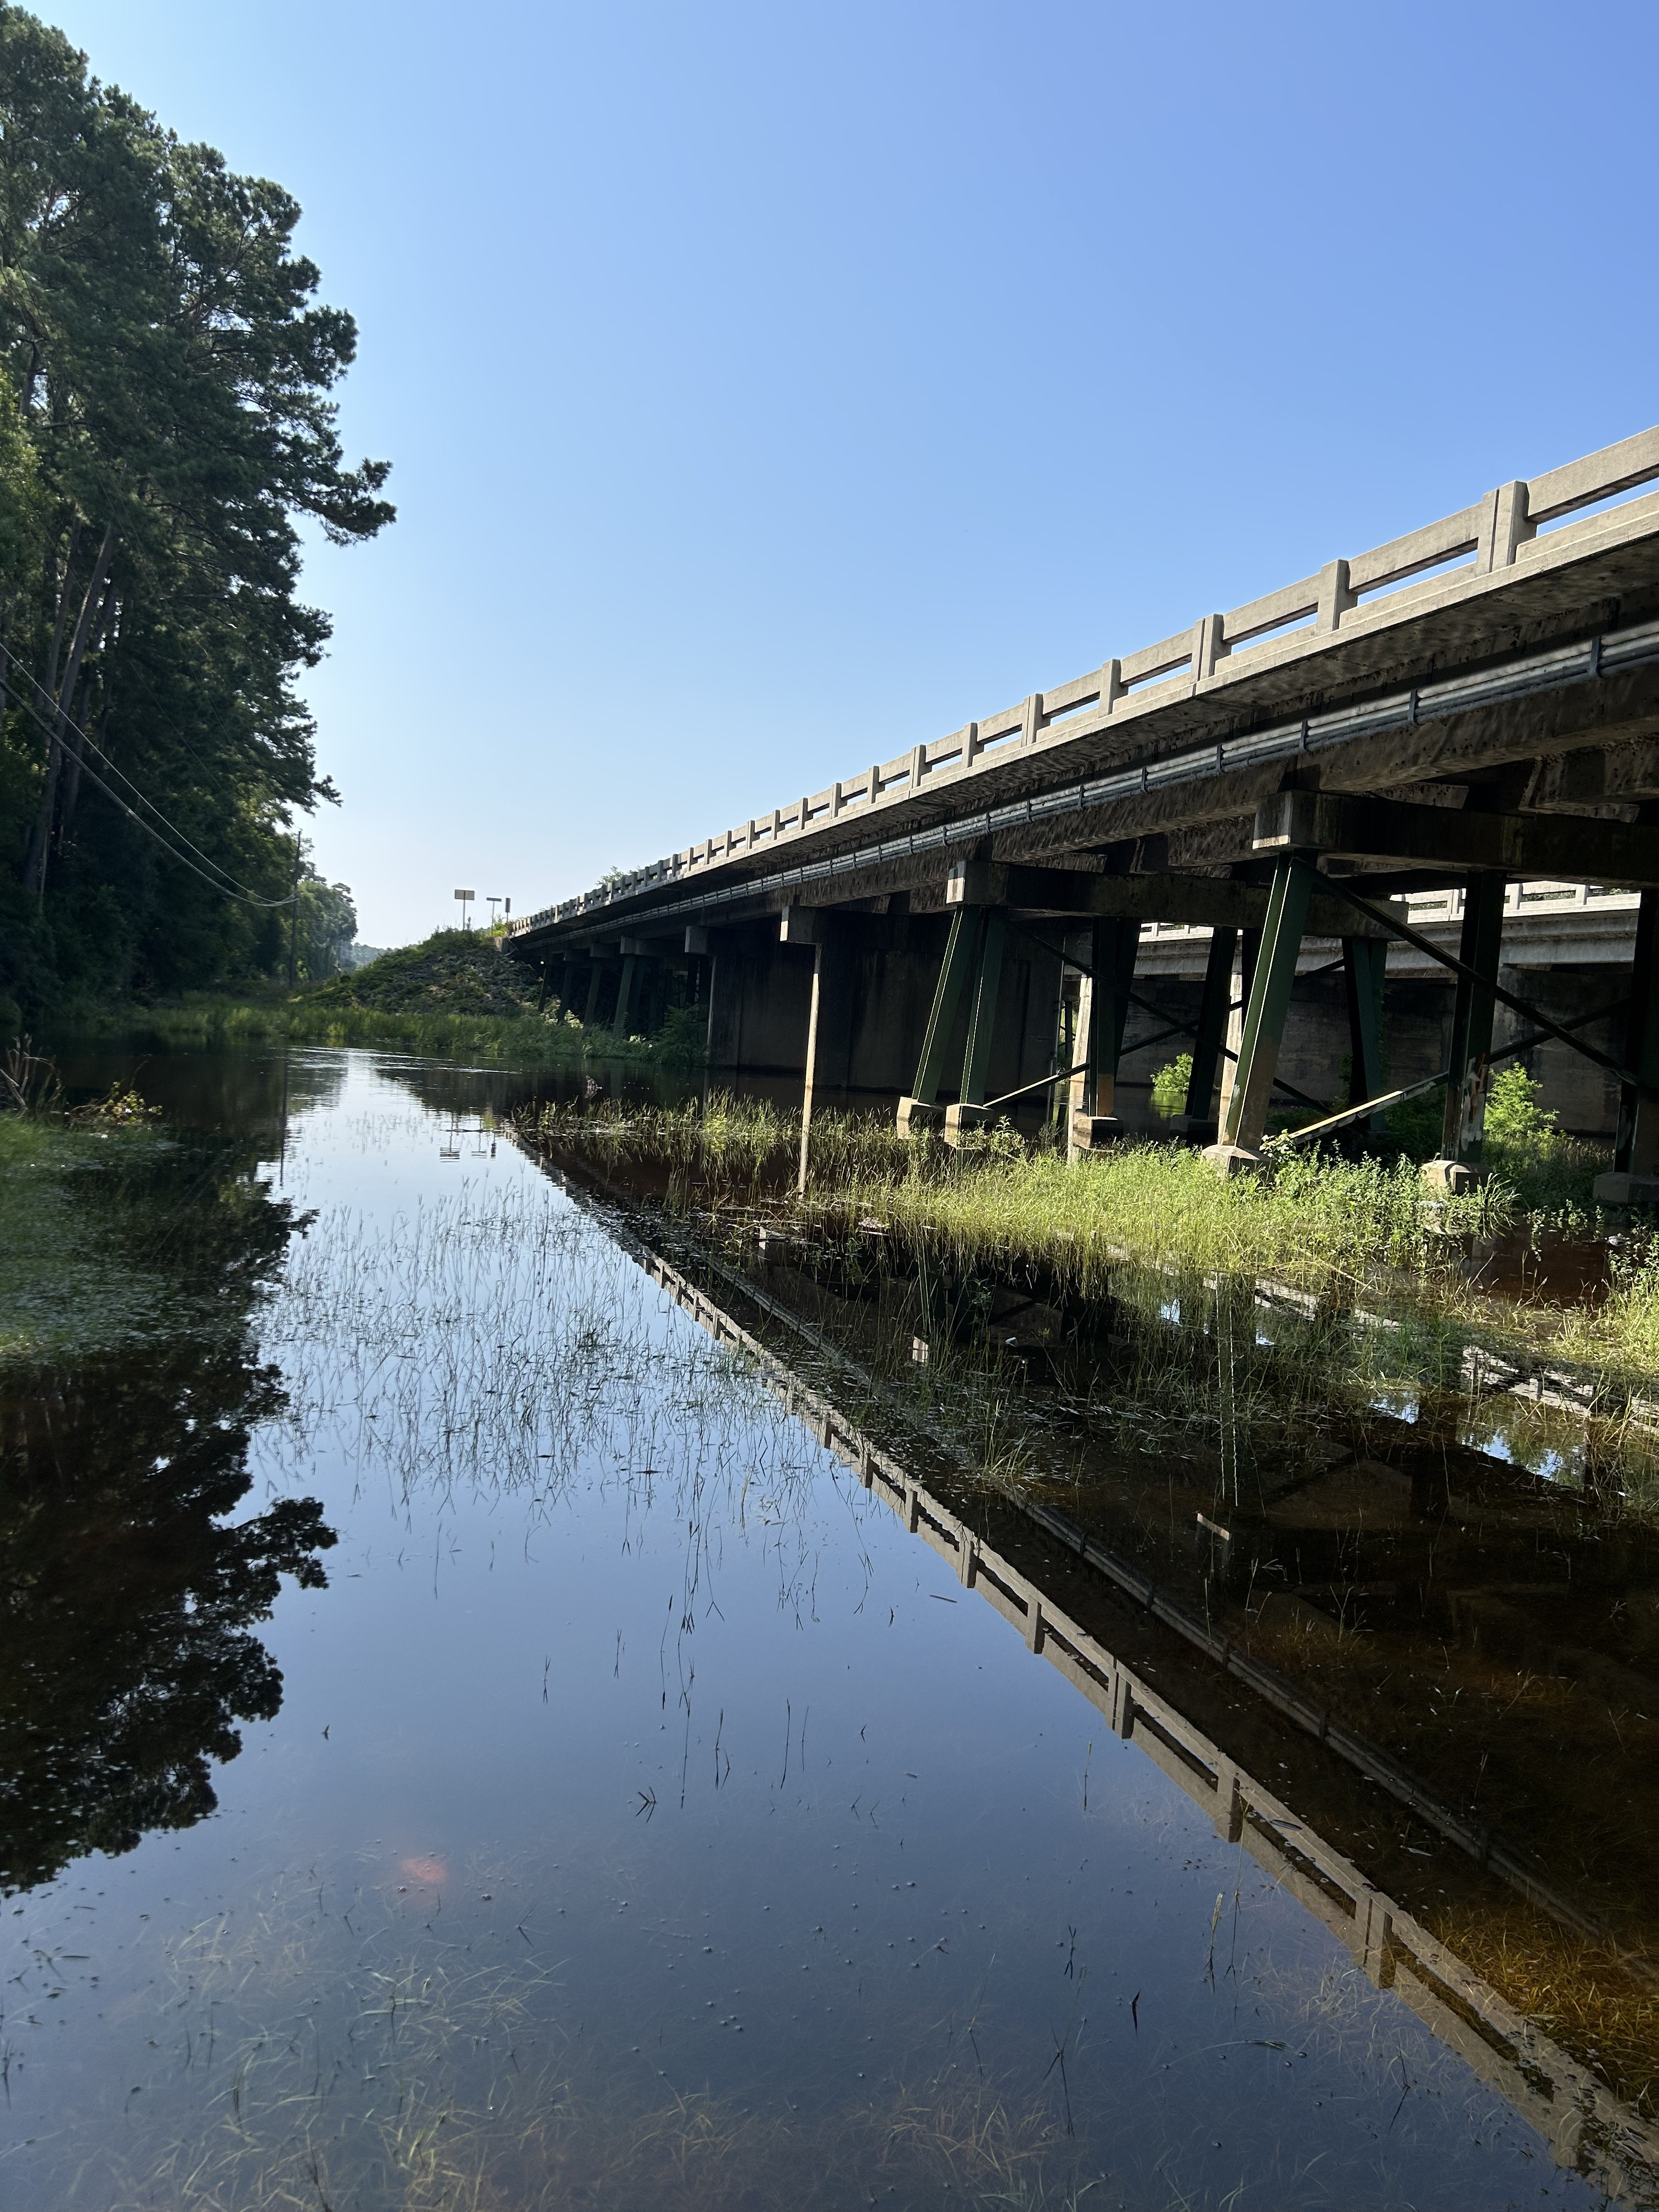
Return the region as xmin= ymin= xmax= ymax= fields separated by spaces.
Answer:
xmin=1530 ymin=736 xmax=1659 ymax=812
xmin=946 ymin=857 xmax=1397 ymax=941
xmin=1254 ymin=789 xmax=1659 ymax=889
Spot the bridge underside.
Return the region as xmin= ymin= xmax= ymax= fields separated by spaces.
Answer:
xmin=509 ymin=429 xmax=1659 ymax=1196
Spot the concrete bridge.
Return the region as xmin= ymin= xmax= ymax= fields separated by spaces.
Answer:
xmin=508 ymin=426 xmax=1659 ymax=1197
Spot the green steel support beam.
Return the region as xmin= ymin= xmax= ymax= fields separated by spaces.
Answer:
xmin=960 ymin=911 xmax=1007 ymax=1107
xmin=1175 ymin=926 xmax=1237 ymax=1138
xmin=1343 ymin=935 xmax=1389 ymax=1131
xmin=1438 ymin=876 xmax=1506 ymax=1164
xmin=899 ymin=905 xmax=983 ymax=1131
xmin=1216 ymin=860 xmax=1316 ymax=1158
xmin=612 ymin=952 xmax=639 ymax=1039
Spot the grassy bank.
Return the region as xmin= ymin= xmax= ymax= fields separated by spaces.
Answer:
xmin=69 ymin=930 xmax=704 ymax=1071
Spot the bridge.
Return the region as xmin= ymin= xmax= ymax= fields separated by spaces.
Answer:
xmin=507 ymin=426 xmax=1659 ymax=1197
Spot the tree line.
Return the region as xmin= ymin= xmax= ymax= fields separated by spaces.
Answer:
xmin=0 ymin=5 xmax=391 ymax=1021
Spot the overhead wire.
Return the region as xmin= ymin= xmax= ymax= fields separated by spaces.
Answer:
xmin=2 ymin=637 xmax=302 ymax=908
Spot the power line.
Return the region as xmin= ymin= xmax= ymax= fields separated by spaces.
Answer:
xmin=42 ymin=737 xmax=300 ymax=907
xmin=2 ymin=635 xmax=278 ymax=899
xmin=2 ymin=639 xmax=301 ymax=909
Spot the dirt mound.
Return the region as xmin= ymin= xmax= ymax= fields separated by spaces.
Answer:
xmin=308 ymin=931 xmax=541 ymax=1018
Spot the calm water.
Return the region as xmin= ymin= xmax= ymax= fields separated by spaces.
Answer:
xmin=0 ymin=1046 xmax=1629 ymax=2208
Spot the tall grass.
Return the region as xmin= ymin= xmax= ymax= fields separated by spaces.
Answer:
xmin=518 ymin=1097 xmax=1659 ymax=1416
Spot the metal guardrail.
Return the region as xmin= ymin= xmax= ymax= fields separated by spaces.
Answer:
xmin=514 ymin=1138 xmax=1659 ymax=2199
xmin=511 ymin=426 xmax=1659 ymax=941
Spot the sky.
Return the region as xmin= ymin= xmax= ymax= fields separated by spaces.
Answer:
xmin=37 ymin=0 xmax=1659 ymax=947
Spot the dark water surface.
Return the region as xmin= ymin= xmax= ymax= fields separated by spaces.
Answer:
xmin=1 ymin=1046 xmax=1634 ymax=2208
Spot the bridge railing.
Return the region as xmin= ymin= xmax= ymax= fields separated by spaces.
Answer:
xmin=509 ymin=425 xmax=1659 ymax=940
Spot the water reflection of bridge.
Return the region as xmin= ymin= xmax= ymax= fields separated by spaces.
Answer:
xmin=520 ymin=1147 xmax=1659 ymax=2201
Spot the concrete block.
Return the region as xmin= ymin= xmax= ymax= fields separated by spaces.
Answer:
xmin=1070 ymin=1113 xmax=1125 ymax=1153
xmin=1593 ymin=1170 xmax=1659 ymax=1206
xmin=943 ymin=1102 xmax=992 ymax=1146
xmin=896 ymin=1096 xmax=944 ymax=1137
xmin=1203 ymin=1142 xmax=1263 ymax=1178
xmin=1423 ymin=1158 xmax=1487 ymax=1193
xmin=778 ymin=905 xmax=825 ymax=946
xmin=1167 ymin=1113 xmax=1218 ymax=1145
xmin=684 ymin=927 xmax=710 ymax=955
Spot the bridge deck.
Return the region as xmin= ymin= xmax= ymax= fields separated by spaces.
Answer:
xmin=510 ymin=425 xmax=1659 ymax=947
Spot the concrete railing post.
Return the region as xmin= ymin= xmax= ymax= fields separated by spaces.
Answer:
xmin=1316 ymin=558 xmax=1352 ymax=633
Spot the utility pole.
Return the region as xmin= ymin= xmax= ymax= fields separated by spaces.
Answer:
xmin=287 ymin=832 xmax=304 ymax=988
xmin=486 ymin=895 xmax=502 ymax=927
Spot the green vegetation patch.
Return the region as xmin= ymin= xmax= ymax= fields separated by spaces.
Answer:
xmin=84 ymin=930 xmax=707 ymax=1070
xmin=305 ymin=929 xmax=544 ymax=1017
xmin=0 ymin=1115 xmax=179 ymax=1365
xmin=522 ymin=1090 xmax=1655 ymax=1402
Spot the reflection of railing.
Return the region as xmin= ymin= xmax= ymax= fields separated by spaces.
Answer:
xmin=527 ymin=1156 xmax=1659 ymax=2199
xmin=509 ymin=425 xmax=1659 ymax=938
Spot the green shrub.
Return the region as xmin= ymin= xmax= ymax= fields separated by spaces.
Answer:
xmin=1150 ymin=1053 xmax=1192 ymax=1120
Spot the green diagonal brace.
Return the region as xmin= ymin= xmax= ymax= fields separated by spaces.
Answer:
xmin=960 ymin=912 xmax=1007 ymax=1106
xmin=910 ymin=905 xmax=983 ymax=1105
xmin=1221 ymin=859 xmax=1315 ymax=1152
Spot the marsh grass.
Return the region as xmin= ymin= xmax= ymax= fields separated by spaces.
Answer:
xmin=1423 ymin=1901 xmax=1659 ymax=2125
xmin=105 ymin=1859 xmax=1079 ymax=2212
xmin=519 ymin=1098 xmax=1659 ymax=1432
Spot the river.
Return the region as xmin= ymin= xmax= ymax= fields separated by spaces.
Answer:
xmin=2 ymin=1041 xmax=1643 ymax=2209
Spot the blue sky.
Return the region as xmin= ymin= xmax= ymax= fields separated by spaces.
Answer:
xmin=41 ymin=1 xmax=1659 ymax=946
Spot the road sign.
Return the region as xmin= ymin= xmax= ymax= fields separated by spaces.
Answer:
xmin=453 ymin=888 xmax=475 ymax=901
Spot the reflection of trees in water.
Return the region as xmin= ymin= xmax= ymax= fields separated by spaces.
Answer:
xmin=0 ymin=1132 xmax=335 ymax=1894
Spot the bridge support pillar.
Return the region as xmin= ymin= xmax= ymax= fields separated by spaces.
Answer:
xmin=583 ymin=961 xmax=609 ymax=1028
xmin=1205 ymin=860 xmax=1315 ymax=1173
xmin=797 ymin=919 xmax=855 ymax=1191
xmin=1425 ymin=875 xmax=1506 ymax=1191
xmin=1170 ymin=925 xmax=1238 ymax=1143
xmin=898 ymin=904 xmax=982 ymax=1136
xmin=612 ymin=952 xmax=640 ymax=1039
xmin=1595 ymin=886 xmax=1659 ymax=1205
xmin=944 ymin=912 xmax=1008 ymax=1144
xmin=1343 ymin=935 xmax=1389 ymax=1132
xmin=1070 ymin=917 xmax=1139 ymax=1156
